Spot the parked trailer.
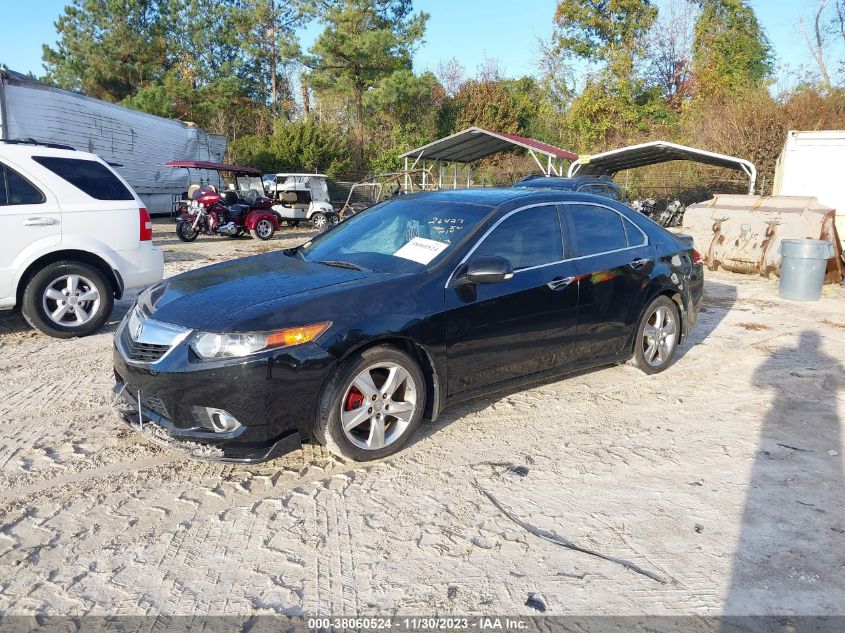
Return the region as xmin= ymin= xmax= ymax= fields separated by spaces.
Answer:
xmin=0 ymin=67 xmax=226 ymax=215
xmin=774 ymin=130 xmax=845 ymax=248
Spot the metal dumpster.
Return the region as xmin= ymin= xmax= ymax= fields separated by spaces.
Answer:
xmin=682 ymin=195 xmax=844 ymax=284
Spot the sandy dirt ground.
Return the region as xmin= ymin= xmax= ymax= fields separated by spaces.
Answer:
xmin=0 ymin=219 xmax=844 ymax=617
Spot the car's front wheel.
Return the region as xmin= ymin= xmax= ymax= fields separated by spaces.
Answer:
xmin=21 ymin=261 xmax=114 ymax=338
xmin=315 ymin=345 xmax=426 ymax=461
xmin=630 ymin=295 xmax=680 ymax=374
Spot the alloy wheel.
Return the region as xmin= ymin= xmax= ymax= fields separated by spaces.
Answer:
xmin=41 ymin=274 xmax=101 ymax=327
xmin=256 ymin=219 xmax=273 ymax=238
xmin=340 ymin=362 xmax=418 ymax=451
xmin=642 ymin=304 xmax=677 ymax=367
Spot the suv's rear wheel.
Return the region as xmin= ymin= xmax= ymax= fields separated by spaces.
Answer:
xmin=22 ymin=262 xmax=114 ymax=338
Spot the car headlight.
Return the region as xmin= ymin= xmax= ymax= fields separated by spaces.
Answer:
xmin=191 ymin=322 xmax=331 ymax=360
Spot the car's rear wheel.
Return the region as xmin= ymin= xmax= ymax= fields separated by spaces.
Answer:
xmin=22 ymin=261 xmax=114 ymax=338
xmin=631 ymin=295 xmax=680 ymax=374
xmin=315 ymin=345 xmax=426 ymax=461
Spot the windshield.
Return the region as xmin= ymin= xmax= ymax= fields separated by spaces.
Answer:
xmin=298 ymin=196 xmax=492 ymax=273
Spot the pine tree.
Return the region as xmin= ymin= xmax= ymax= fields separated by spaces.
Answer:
xmin=692 ymin=0 xmax=773 ymax=98
xmin=305 ymin=0 xmax=428 ymax=172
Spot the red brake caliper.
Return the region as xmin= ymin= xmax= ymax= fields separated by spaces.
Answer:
xmin=345 ymin=387 xmax=365 ymax=411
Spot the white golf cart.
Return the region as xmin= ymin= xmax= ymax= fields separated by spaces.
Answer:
xmin=266 ymin=173 xmax=338 ymax=230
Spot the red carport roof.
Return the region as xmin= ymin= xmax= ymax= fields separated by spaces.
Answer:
xmin=399 ymin=127 xmax=578 ymax=163
xmin=164 ymin=160 xmax=261 ymax=175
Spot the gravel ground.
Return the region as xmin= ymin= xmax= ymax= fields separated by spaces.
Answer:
xmin=0 ymin=219 xmax=844 ymax=617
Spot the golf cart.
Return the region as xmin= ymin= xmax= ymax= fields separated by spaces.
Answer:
xmin=338 ymin=169 xmax=437 ymax=220
xmin=266 ymin=173 xmax=338 ymax=230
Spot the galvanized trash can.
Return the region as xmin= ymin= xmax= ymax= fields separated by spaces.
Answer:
xmin=779 ymin=239 xmax=835 ymax=301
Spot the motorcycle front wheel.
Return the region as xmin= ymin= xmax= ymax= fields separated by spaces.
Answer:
xmin=176 ymin=220 xmax=200 ymax=242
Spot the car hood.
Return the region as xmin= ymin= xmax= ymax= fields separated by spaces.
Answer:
xmin=139 ymin=251 xmax=371 ymax=330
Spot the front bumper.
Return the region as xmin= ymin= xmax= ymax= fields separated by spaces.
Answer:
xmin=112 ymin=311 xmax=336 ymax=463
xmin=112 ymin=380 xmax=301 ymax=463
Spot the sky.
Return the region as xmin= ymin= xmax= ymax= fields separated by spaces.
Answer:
xmin=0 ymin=0 xmax=820 ymax=85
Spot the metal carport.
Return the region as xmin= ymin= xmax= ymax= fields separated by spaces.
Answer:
xmin=568 ymin=140 xmax=757 ymax=195
xmin=400 ymin=126 xmax=578 ymax=189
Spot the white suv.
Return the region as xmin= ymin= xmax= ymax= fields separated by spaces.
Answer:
xmin=0 ymin=140 xmax=164 ymax=337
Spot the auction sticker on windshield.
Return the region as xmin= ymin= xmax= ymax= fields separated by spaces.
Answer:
xmin=394 ymin=237 xmax=449 ymax=265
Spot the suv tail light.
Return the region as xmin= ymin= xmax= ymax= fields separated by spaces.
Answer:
xmin=691 ymin=250 xmax=703 ymax=265
xmin=140 ymin=207 xmax=152 ymax=241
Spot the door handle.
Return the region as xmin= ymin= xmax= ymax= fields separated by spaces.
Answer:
xmin=629 ymin=257 xmax=651 ymax=270
xmin=547 ymin=276 xmax=576 ymax=290
xmin=22 ymin=217 xmax=57 ymax=226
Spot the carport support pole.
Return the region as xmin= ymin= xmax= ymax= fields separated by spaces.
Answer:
xmin=453 ymin=163 xmax=457 ymax=189
xmin=422 ymin=161 xmax=427 ymax=189
xmin=404 ymin=157 xmax=409 ymax=192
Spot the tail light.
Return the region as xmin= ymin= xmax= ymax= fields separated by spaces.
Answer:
xmin=140 ymin=207 xmax=153 ymax=241
xmin=691 ymin=250 xmax=703 ymax=265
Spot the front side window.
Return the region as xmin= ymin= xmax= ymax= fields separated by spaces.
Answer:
xmin=0 ymin=162 xmax=46 ymax=206
xmin=32 ymin=156 xmax=134 ymax=201
xmin=472 ymin=205 xmax=563 ymax=270
xmin=570 ymin=204 xmax=629 ymax=256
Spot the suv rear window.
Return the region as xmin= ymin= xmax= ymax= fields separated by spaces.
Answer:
xmin=32 ymin=156 xmax=134 ymax=201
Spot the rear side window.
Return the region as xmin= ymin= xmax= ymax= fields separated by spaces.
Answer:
xmin=0 ymin=162 xmax=46 ymax=206
xmin=623 ymin=217 xmax=646 ymax=246
xmin=602 ymin=185 xmax=624 ymax=202
xmin=32 ymin=156 xmax=134 ymax=201
xmin=473 ymin=205 xmax=563 ymax=270
xmin=570 ymin=204 xmax=629 ymax=256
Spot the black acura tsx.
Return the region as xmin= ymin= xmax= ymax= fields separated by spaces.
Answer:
xmin=113 ymin=188 xmax=703 ymax=462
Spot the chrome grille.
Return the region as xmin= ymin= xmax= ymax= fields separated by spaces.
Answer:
xmin=122 ymin=328 xmax=170 ymax=362
xmin=117 ymin=307 xmax=190 ymax=365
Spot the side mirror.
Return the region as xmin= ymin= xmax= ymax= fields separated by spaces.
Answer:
xmin=455 ymin=256 xmax=514 ymax=286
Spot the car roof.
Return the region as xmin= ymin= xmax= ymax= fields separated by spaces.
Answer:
xmin=404 ymin=187 xmax=635 ymax=210
xmin=513 ymin=175 xmax=616 ymax=189
xmin=0 ymin=140 xmax=101 ymax=162
xmin=405 ymin=187 xmax=534 ymax=207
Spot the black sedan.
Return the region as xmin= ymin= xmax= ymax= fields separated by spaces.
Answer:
xmin=113 ymin=188 xmax=703 ymax=462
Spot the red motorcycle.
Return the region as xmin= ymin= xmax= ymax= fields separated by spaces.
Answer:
xmin=175 ymin=187 xmax=281 ymax=242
